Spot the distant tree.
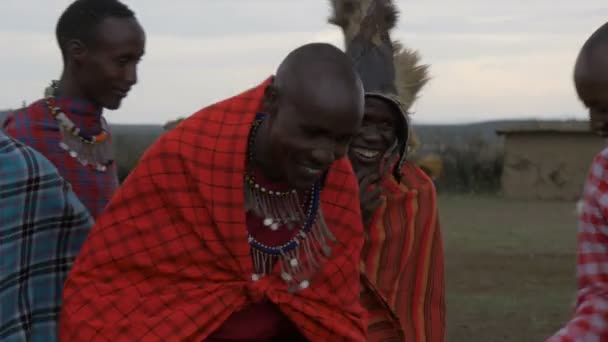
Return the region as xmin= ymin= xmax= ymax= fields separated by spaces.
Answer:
xmin=163 ymin=118 xmax=186 ymax=131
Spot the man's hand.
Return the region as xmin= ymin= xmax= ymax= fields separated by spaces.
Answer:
xmin=358 ymin=170 xmax=383 ymax=227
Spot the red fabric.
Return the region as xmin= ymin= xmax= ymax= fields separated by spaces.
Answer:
xmin=3 ymin=98 xmax=119 ymax=219
xmin=548 ymin=147 xmax=608 ymax=341
xmin=362 ymin=161 xmax=446 ymax=342
xmin=207 ymin=301 xmax=296 ymax=341
xmin=60 ymin=77 xmax=368 ymax=341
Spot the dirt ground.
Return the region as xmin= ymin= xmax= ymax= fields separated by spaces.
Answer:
xmin=440 ymin=194 xmax=577 ymax=342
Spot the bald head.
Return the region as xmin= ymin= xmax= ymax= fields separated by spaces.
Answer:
xmin=273 ymin=43 xmax=364 ymax=112
xmin=259 ymin=43 xmax=365 ymax=189
xmin=574 ymin=22 xmax=608 ymax=137
xmin=575 ymin=22 xmax=608 ymax=93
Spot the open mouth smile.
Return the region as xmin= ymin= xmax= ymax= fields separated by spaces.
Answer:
xmin=351 ymin=147 xmax=381 ymax=161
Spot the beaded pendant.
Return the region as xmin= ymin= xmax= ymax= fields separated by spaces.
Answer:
xmin=44 ymin=81 xmax=113 ymax=172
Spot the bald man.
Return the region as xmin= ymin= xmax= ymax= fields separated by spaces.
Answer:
xmin=548 ymin=22 xmax=608 ymax=341
xmin=60 ymin=43 xmax=369 ymax=341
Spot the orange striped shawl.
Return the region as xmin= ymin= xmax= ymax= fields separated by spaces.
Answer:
xmin=361 ymin=161 xmax=446 ymax=342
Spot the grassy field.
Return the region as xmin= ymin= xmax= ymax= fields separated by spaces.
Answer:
xmin=440 ymin=194 xmax=578 ymax=342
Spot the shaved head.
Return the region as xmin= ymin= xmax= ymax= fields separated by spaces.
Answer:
xmin=256 ymin=43 xmax=365 ymax=189
xmin=575 ymin=22 xmax=608 ymax=90
xmin=574 ymin=22 xmax=608 ymax=136
xmin=272 ymin=43 xmax=364 ymax=116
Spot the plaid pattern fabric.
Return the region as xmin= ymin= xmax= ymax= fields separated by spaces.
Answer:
xmin=3 ymin=97 xmax=119 ymax=219
xmin=0 ymin=131 xmax=93 ymax=342
xmin=60 ymin=78 xmax=368 ymax=341
xmin=548 ymin=147 xmax=608 ymax=341
xmin=362 ymin=161 xmax=446 ymax=342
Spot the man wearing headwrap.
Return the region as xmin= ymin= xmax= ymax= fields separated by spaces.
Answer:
xmin=329 ymin=1 xmax=446 ymax=341
xmin=60 ymin=43 xmax=369 ymax=341
xmin=0 ymin=130 xmax=93 ymax=342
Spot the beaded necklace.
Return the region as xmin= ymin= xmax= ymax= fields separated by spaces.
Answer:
xmin=44 ymin=80 xmax=113 ymax=172
xmin=244 ymin=113 xmax=336 ymax=293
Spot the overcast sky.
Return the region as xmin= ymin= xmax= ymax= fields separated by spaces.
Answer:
xmin=1 ymin=0 xmax=607 ymax=125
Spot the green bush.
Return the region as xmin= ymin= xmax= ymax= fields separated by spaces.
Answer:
xmin=433 ymin=136 xmax=503 ymax=193
xmin=110 ymin=126 xmax=504 ymax=193
xmin=111 ymin=126 xmax=163 ymax=182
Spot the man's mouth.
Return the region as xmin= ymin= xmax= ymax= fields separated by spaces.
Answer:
xmin=113 ymin=88 xmax=130 ymax=98
xmin=289 ymin=164 xmax=323 ymax=189
xmin=351 ymin=147 xmax=381 ymax=161
xmin=301 ymin=166 xmax=322 ymax=176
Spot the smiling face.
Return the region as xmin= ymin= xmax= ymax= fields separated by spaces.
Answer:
xmin=348 ymin=96 xmax=399 ymax=176
xmin=253 ymin=43 xmax=365 ymax=190
xmin=71 ymin=16 xmax=145 ymax=110
xmin=265 ymin=82 xmax=364 ymax=190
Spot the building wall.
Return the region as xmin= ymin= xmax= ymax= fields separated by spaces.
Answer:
xmin=502 ymin=132 xmax=606 ymax=200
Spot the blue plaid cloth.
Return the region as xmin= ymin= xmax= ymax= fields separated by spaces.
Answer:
xmin=0 ymin=131 xmax=93 ymax=342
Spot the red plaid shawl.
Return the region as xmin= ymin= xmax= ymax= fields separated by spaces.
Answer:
xmin=60 ymin=78 xmax=367 ymax=341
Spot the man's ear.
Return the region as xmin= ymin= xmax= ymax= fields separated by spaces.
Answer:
xmin=263 ymin=82 xmax=280 ymax=114
xmin=65 ymin=39 xmax=88 ymax=64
